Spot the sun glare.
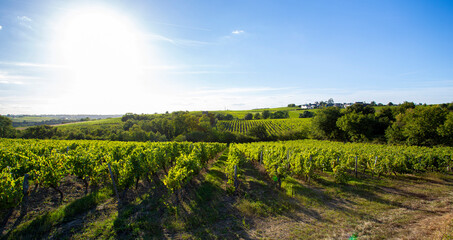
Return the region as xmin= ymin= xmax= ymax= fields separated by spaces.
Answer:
xmin=54 ymin=7 xmax=145 ymax=102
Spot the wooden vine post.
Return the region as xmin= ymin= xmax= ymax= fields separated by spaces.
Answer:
xmin=286 ymin=151 xmax=290 ymax=170
xmin=260 ymin=150 xmax=263 ymax=164
xmin=21 ymin=173 xmax=29 ymax=215
xmin=448 ymin=158 xmax=453 ymax=172
xmin=108 ymin=163 xmax=120 ymax=203
xmin=373 ymin=156 xmax=378 ymax=176
xmin=355 ymin=156 xmax=358 ymax=178
xmin=234 ymin=165 xmax=239 ymax=190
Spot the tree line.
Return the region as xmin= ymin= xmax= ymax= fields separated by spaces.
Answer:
xmin=312 ymin=102 xmax=453 ymax=146
xmin=1 ymin=102 xmax=452 ymax=146
xmin=0 ymin=111 xmax=259 ymax=143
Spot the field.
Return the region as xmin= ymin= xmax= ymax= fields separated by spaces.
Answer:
xmin=10 ymin=115 xmax=122 ymax=129
xmin=1 ymin=138 xmax=452 ymax=239
xmin=55 ymin=117 xmax=123 ymax=129
xmin=218 ymin=118 xmax=311 ymax=135
xmin=10 ymin=116 xmax=57 ymax=123
xmin=195 ymin=106 xmax=317 ymax=119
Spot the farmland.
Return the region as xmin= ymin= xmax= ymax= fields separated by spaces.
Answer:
xmin=9 ymin=115 xmax=121 ymax=128
xmin=192 ymin=106 xmax=316 ymax=119
xmin=1 ymin=138 xmax=452 ymax=239
xmin=1 ymin=0 xmax=452 ymax=238
xmin=218 ymin=118 xmax=311 ymax=135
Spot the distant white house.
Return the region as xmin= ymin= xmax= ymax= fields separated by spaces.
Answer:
xmin=343 ymin=103 xmax=353 ymax=108
xmin=301 ymin=104 xmax=316 ymax=109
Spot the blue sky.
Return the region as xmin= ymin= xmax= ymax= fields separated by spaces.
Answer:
xmin=0 ymin=0 xmax=452 ymax=114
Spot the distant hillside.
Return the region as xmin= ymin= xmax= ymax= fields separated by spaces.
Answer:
xmin=8 ymin=115 xmax=122 ymax=128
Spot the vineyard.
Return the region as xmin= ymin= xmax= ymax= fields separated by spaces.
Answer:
xmin=226 ymin=139 xmax=453 ymax=188
xmin=1 ymin=138 xmax=453 ymax=239
xmin=217 ymin=118 xmax=311 ymax=135
xmin=0 ymin=139 xmax=226 ymax=209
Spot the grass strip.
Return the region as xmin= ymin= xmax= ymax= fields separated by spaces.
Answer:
xmin=5 ymin=188 xmax=112 ymax=239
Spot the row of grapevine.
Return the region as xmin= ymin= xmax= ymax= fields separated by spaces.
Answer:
xmin=218 ymin=118 xmax=310 ymax=135
xmin=225 ymin=145 xmax=246 ymax=189
xmin=226 ymin=140 xmax=452 ymax=189
xmin=0 ymin=138 xmax=226 ymax=209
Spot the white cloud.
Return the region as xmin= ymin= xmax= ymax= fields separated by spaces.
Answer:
xmin=146 ymin=33 xmax=213 ymax=46
xmin=17 ymin=16 xmax=32 ymax=22
xmin=0 ymin=80 xmax=24 ymax=85
xmin=149 ymin=21 xmax=210 ymax=31
xmin=0 ymin=71 xmax=39 ymax=84
xmin=17 ymin=16 xmax=32 ymax=28
xmin=0 ymin=25 xmax=2 ymax=30
xmin=232 ymin=30 xmax=245 ymax=35
xmin=192 ymin=87 xmax=289 ymax=95
xmin=0 ymin=61 xmax=66 ymax=69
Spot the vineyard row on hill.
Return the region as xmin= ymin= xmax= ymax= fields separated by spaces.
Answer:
xmin=226 ymin=140 xmax=453 ymax=187
xmin=0 ymin=139 xmax=226 ymax=209
xmin=218 ymin=118 xmax=310 ymax=135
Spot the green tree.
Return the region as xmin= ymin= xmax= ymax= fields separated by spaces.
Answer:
xmin=299 ymin=111 xmax=314 ymax=118
xmin=21 ymin=125 xmax=56 ymax=139
xmin=254 ymin=112 xmax=261 ymax=119
xmin=311 ymin=107 xmax=344 ymax=140
xmin=387 ymin=105 xmax=448 ymax=146
xmin=224 ymin=114 xmax=234 ymax=120
xmin=129 ymin=124 xmax=148 ymax=142
xmin=394 ymin=101 xmax=416 ymax=115
xmin=270 ymin=111 xmax=289 ymax=119
xmin=121 ymin=113 xmax=135 ymax=122
xmin=0 ymin=116 xmax=15 ymax=138
xmin=262 ymin=110 xmax=270 ymax=119
xmin=402 ymin=106 xmax=447 ymax=146
xmin=186 ymin=131 xmax=208 ymax=142
xmin=123 ymin=119 xmax=135 ymax=131
xmin=198 ymin=115 xmax=212 ymax=131
xmin=375 ymin=106 xmax=394 ymax=137
xmin=244 ymin=113 xmax=253 ymax=120
xmin=215 ymin=113 xmax=226 ymax=120
xmin=337 ymin=112 xmax=375 ymax=142
xmin=438 ymin=112 xmax=453 ymax=145
xmin=345 ymin=103 xmax=375 ymax=115
xmin=247 ymin=125 xmax=268 ymax=140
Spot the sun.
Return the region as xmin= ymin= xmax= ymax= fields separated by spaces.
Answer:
xmin=53 ymin=6 xmax=145 ymax=100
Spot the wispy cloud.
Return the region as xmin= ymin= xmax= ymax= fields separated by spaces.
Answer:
xmin=192 ymin=87 xmax=291 ymax=95
xmin=142 ymin=65 xmax=183 ymax=71
xmin=146 ymin=33 xmax=213 ymax=47
xmin=142 ymin=64 xmax=230 ymax=71
xmin=149 ymin=21 xmax=211 ymax=31
xmin=17 ymin=16 xmax=32 ymax=29
xmin=0 ymin=25 xmax=2 ymax=30
xmin=0 ymin=71 xmax=39 ymax=85
xmin=0 ymin=61 xmax=66 ymax=69
xmin=0 ymin=80 xmax=24 ymax=85
xmin=232 ymin=30 xmax=245 ymax=35
xmin=171 ymin=71 xmax=250 ymax=75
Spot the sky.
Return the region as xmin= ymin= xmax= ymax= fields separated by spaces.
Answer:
xmin=0 ymin=0 xmax=452 ymax=114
